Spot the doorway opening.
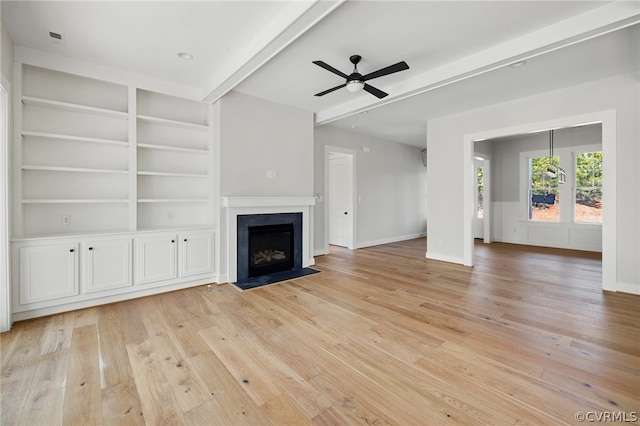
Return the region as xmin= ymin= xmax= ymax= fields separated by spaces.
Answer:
xmin=473 ymin=155 xmax=491 ymax=243
xmin=463 ymin=111 xmax=614 ymax=291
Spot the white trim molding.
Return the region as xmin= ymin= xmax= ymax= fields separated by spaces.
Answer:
xmin=1 ymin=77 xmax=11 ymax=332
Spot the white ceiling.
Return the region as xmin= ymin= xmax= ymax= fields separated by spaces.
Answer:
xmin=2 ymin=1 xmax=639 ymax=147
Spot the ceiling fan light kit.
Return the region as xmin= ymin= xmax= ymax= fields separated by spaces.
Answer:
xmin=346 ymin=80 xmax=365 ymax=93
xmin=313 ymin=54 xmax=409 ymax=99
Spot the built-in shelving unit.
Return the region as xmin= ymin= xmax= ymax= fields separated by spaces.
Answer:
xmin=14 ymin=64 xmax=214 ymax=238
xmin=11 ymin=62 xmax=217 ymax=321
xmin=136 ymin=89 xmax=212 ymax=230
xmin=17 ymin=64 xmax=130 ymax=236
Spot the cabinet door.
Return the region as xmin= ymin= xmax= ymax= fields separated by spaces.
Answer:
xmin=19 ymin=243 xmax=79 ymax=304
xmin=84 ymin=239 xmax=132 ymax=293
xmin=136 ymin=234 xmax=177 ymax=284
xmin=179 ymin=231 xmax=214 ymax=278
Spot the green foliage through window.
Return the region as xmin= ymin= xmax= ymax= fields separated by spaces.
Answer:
xmin=575 ymin=151 xmax=602 ymax=223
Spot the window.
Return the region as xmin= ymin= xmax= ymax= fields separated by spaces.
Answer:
xmin=575 ymin=151 xmax=603 ymax=223
xmin=529 ymin=155 xmax=559 ymax=222
xmin=476 ymin=164 xmax=484 ymax=219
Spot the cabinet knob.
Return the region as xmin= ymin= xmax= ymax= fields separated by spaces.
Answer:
xmin=88 ymin=247 xmax=93 ymax=251
xmin=171 ymin=240 xmax=175 ymax=243
xmin=184 ymin=239 xmax=187 ymax=242
xmin=69 ymin=249 xmax=74 ymax=253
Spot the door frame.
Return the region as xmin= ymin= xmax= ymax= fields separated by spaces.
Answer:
xmin=324 ymin=145 xmax=356 ymax=252
xmin=1 ymin=77 xmax=11 ymax=332
xmin=463 ymin=110 xmax=616 ymax=292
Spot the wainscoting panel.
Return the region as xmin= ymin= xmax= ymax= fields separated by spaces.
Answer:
xmin=491 ymin=202 xmax=601 ymax=252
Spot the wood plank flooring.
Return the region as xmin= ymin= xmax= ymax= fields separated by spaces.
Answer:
xmin=2 ymin=239 xmax=639 ymax=425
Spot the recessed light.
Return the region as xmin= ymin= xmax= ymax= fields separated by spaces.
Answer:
xmin=509 ymin=60 xmax=527 ymax=68
xmin=177 ymin=52 xmax=193 ymax=60
xmin=351 ymin=124 xmax=358 ymax=129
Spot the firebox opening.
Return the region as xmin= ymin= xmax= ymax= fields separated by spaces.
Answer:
xmin=248 ymin=223 xmax=294 ymax=277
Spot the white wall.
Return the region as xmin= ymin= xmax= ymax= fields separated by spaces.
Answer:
xmin=427 ymin=73 xmax=639 ymax=293
xmin=314 ymin=126 xmax=427 ymax=254
xmin=216 ymin=91 xmax=315 ymax=280
xmin=218 ymin=91 xmax=314 ymax=197
xmin=1 ymin=19 xmax=14 ymax=81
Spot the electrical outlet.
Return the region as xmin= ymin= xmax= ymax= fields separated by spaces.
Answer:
xmin=168 ymin=212 xmax=174 ymax=220
xmin=61 ymin=215 xmax=70 ymax=226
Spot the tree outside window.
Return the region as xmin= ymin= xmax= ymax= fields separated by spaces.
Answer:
xmin=476 ymin=166 xmax=484 ymax=219
xmin=529 ymin=156 xmax=559 ymax=222
xmin=575 ymin=152 xmax=602 ymax=223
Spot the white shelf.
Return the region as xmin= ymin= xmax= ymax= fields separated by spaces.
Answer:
xmin=137 ymin=171 xmax=208 ymax=178
xmin=137 ymin=114 xmax=208 ymax=131
xmin=137 ymin=199 xmax=209 ymax=203
xmin=22 ymin=199 xmax=129 ymax=204
xmin=22 ymin=165 xmax=129 ymax=174
xmin=22 ymin=131 xmax=128 ymax=147
xmin=22 ymin=96 xmax=128 ymax=119
xmin=137 ymin=143 xmax=208 ymax=154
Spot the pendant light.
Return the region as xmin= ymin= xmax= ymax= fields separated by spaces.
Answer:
xmin=547 ymin=129 xmax=566 ymax=184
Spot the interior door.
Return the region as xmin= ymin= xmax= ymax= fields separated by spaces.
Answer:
xmin=329 ymin=154 xmax=353 ymax=248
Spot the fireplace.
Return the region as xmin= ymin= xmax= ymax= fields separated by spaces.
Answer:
xmin=248 ymin=223 xmax=294 ymax=277
xmin=237 ymin=212 xmax=302 ymax=282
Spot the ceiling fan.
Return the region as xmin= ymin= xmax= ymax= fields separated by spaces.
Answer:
xmin=313 ymin=55 xmax=409 ymax=99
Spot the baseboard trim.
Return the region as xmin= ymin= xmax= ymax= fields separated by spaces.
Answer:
xmin=357 ymin=233 xmax=425 ymax=249
xmin=425 ymin=251 xmax=466 ymax=265
xmin=614 ymin=281 xmax=640 ymax=295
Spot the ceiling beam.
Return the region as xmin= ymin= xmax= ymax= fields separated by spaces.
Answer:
xmin=201 ymin=0 xmax=344 ymax=104
xmin=315 ymin=1 xmax=640 ymax=125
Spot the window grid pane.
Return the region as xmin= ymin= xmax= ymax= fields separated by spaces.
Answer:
xmin=575 ymin=152 xmax=602 ymax=224
xmin=529 ymin=156 xmax=559 ymax=222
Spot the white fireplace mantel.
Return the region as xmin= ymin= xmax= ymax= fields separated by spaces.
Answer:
xmin=222 ymin=197 xmax=316 ymax=208
xmin=221 ymin=197 xmax=316 ymax=283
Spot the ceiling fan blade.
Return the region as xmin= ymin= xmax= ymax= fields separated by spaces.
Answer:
xmin=314 ymin=84 xmax=347 ymax=97
xmin=313 ymin=61 xmax=349 ymax=79
xmin=362 ymin=61 xmax=409 ymax=81
xmin=363 ymin=84 xmax=388 ymax=99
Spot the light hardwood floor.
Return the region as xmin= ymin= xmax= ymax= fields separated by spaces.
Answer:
xmin=2 ymin=239 xmax=639 ymax=425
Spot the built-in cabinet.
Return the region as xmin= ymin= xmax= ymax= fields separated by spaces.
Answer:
xmin=136 ymin=233 xmax=178 ymax=285
xmin=18 ymin=242 xmax=78 ymax=304
xmin=135 ymin=230 xmax=215 ymax=284
xmin=11 ymin=62 xmax=217 ymax=320
xmin=12 ymin=229 xmax=214 ymax=320
xmin=83 ymin=238 xmax=132 ymax=293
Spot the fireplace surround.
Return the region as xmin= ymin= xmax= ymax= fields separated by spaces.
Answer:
xmin=222 ymin=197 xmax=316 ymax=284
